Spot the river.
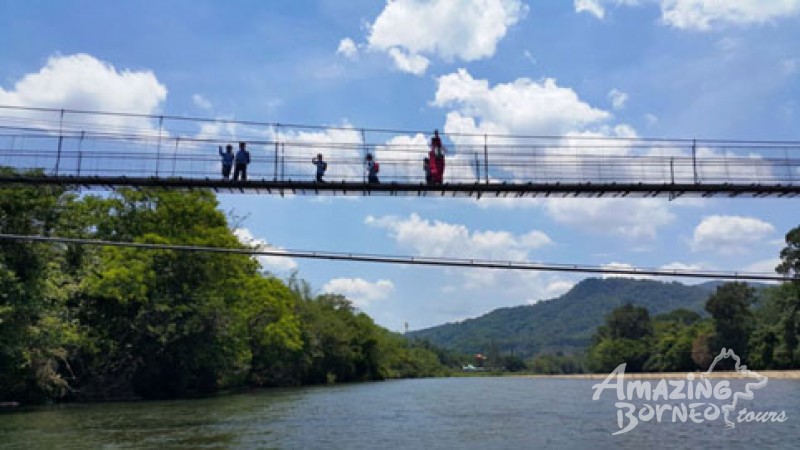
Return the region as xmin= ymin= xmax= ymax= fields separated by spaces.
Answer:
xmin=1 ymin=377 xmax=798 ymax=449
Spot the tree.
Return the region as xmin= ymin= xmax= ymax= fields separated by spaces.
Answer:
xmin=0 ymin=172 xmax=78 ymax=402
xmin=774 ymin=226 xmax=800 ymax=367
xmin=705 ymin=283 xmax=755 ymax=361
xmin=598 ymin=303 xmax=653 ymax=340
xmin=72 ymin=189 xmax=302 ymax=398
xmin=777 ymin=226 xmax=800 ymax=279
xmin=589 ymin=304 xmax=653 ymax=372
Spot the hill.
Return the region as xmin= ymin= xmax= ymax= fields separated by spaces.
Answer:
xmin=407 ymin=278 xmax=715 ymax=358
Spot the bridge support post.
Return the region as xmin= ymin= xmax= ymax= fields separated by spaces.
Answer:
xmin=55 ymin=109 xmax=64 ymax=175
xmin=274 ymin=124 xmax=280 ymax=181
xmin=692 ymin=139 xmax=698 ymax=184
xmin=156 ymin=116 xmax=164 ymax=177
xmin=484 ymin=134 xmax=489 ymax=184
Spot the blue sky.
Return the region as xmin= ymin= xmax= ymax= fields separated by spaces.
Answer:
xmin=1 ymin=0 xmax=799 ymax=331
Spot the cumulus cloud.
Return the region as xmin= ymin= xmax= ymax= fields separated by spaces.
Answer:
xmin=434 ymin=69 xmax=610 ymax=136
xmin=575 ymin=0 xmax=800 ymax=31
xmin=337 ymin=38 xmax=359 ymax=60
xmin=387 ymin=48 xmax=430 ymax=75
xmin=323 ymin=278 xmax=395 ymax=308
xmin=691 ymin=215 xmax=775 ymax=255
xmin=575 ymin=0 xmax=606 ymax=19
xmin=600 ymin=261 xmax=659 ymax=280
xmin=432 ymin=69 xmax=622 ymax=183
xmin=575 ymin=0 xmax=641 ymax=19
xmin=365 ymin=213 xmax=552 ymax=261
xmin=608 ymin=88 xmax=628 ymax=109
xmin=661 ymin=0 xmax=800 ymax=30
xmin=0 ymin=53 xmax=167 ymax=133
xmin=742 ymin=257 xmax=782 ymax=276
xmin=365 ymin=0 xmax=527 ymax=74
xmin=192 ymin=94 xmax=212 ymax=110
xmin=660 ymin=261 xmax=706 ymax=271
xmin=544 ymin=198 xmax=675 ymax=240
xmin=233 ymin=228 xmax=298 ymax=272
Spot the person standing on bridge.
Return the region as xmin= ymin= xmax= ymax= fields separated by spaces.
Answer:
xmin=365 ymin=153 xmax=380 ymax=184
xmin=430 ymin=129 xmax=446 ymax=184
xmin=233 ymin=141 xmax=251 ymax=181
xmin=218 ymin=144 xmax=234 ymax=180
xmin=312 ymin=153 xmax=327 ymax=183
xmin=423 ymin=156 xmax=432 ymax=184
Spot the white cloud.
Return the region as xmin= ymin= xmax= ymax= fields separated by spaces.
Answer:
xmin=661 ymin=0 xmax=800 ymax=30
xmin=576 ymin=0 xmax=800 ymax=30
xmin=0 ymin=53 xmax=167 ymax=134
xmin=323 ymin=278 xmax=395 ymax=308
xmin=608 ymin=88 xmax=628 ymax=109
xmin=543 ymin=279 xmax=576 ymax=298
xmin=387 ymin=48 xmax=430 ymax=75
xmin=544 ymin=198 xmax=675 ymax=240
xmin=601 ymin=262 xmax=655 ymax=279
xmin=233 ymin=228 xmax=298 ymax=272
xmin=366 ymin=0 xmax=527 ymax=74
xmin=365 ymin=213 xmax=552 ymax=261
xmin=192 ymin=94 xmax=212 ymax=110
xmin=575 ymin=0 xmax=641 ymax=19
xmin=660 ymin=261 xmax=706 ymax=271
xmin=691 ymin=215 xmax=775 ymax=255
xmin=337 ymin=38 xmax=359 ymax=60
xmin=742 ymin=257 xmax=782 ymax=276
xmin=575 ymin=0 xmax=606 ymax=19
xmin=434 ymin=69 xmax=610 ymax=136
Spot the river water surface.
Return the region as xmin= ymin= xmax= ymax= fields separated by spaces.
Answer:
xmin=2 ymin=377 xmax=798 ymax=449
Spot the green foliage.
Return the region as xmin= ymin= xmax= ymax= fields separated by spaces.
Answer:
xmin=588 ymin=304 xmax=653 ymax=372
xmin=777 ymin=225 xmax=800 ymax=279
xmin=705 ymin=282 xmax=756 ymax=360
xmin=528 ymin=353 xmax=585 ymax=374
xmin=0 ymin=183 xmax=446 ymax=404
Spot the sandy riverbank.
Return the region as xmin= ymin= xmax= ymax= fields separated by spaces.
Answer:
xmin=520 ymin=370 xmax=800 ymax=380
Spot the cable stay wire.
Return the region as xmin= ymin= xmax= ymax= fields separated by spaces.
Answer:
xmin=0 ymin=233 xmax=788 ymax=282
xmin=3 ymin=104 xmax=800 ymax=145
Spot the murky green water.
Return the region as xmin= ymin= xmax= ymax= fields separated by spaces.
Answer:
xmin=2 ymin=377 xmax=798 ymax=449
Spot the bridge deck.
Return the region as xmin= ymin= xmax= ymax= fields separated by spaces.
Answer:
xmin=1 ymin=175 xmax=797 ymax=198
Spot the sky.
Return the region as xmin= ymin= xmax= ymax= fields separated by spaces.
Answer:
xmin=1 ymin=0 xmax=799 ymax=331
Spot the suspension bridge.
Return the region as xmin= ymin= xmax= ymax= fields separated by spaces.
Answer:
xmin=1 ymin=105 xmax=799 ymax=198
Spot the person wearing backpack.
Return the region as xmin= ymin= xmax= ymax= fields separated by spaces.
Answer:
xmin=312 ymin=153 xmax=327 ymax=183
xmin=430 ymin=130 xmax=446 ymax=184
xmin=233 ymin=141 xmax=251 ymax=181
xmin=365 ymin=153 xmax=380 ymax=184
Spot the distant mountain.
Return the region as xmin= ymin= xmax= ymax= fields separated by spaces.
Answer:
xmin=408 ymin=278 xmax=716 ymax=358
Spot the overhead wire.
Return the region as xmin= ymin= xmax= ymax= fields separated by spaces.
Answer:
xmin=0 ymin=233 xmax=788 ymax=282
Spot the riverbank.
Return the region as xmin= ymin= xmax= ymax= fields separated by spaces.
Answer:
xmin=518 ymin=370 xmax=800 ymax=380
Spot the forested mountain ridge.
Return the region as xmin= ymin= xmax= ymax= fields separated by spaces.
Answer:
xmin=408 ymin=278 xmax=718 ymax=357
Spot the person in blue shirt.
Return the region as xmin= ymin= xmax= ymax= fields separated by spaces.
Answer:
xmin=365 ymin=153 xmax=380 ymax=184
xmin=218 ymin=144 xmax=234 ymax=179
xmin=233 ymin=141 xmax=250 ymax=181
xmin=312 ymin=153 xmax=327 ymax=182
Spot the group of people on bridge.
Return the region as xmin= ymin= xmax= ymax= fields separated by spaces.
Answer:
xmin=217 ymin=142 xmax=251 ymax=181
xmin=217 ymin=130 xmax=446 ymax=184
